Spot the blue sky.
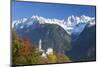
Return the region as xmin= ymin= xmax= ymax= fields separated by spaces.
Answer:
xmin=12 ymin=1 xmax=96 ymax=20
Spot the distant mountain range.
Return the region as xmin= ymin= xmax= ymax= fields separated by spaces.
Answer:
xmin=12 ymin=15 xmax=95 ymax=37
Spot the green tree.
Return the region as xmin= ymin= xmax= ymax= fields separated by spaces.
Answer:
xmin=12 ymin=31 xmax=23 ymax=64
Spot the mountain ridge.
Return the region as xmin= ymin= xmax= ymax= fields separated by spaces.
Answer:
xmin=12 ymin=15 xmax=95 ymax=36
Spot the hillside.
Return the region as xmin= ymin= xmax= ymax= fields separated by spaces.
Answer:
xmin=12 ymin=31 xmax=71 ymax=65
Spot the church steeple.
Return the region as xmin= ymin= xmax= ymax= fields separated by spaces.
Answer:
xmin=39 ymin=39 xmax=42 ymax=51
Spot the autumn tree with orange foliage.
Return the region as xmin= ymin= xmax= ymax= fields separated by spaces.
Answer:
xmin=18 ymin=38 xmax=33 ymax=56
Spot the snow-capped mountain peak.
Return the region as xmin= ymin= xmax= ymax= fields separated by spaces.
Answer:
xmin=67 ymin=15 xmax=95 ymax=26
xmin=31 ymin=15 xmax=65 ymax=24
xmin=66 ymin=15 xmax=95 ymax=35
xmin=12 ymin=15 xmax=95 ymax=35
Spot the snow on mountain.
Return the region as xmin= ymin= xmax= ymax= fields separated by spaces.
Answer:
xmin=12 ymin=15 xmax=95 ymax=35
xmin=31 ymin=15 xmax=67 ymax=30
xmin=67 ymin=15 xmax=95 ymax=26
xmin=66 ymin=15 xmax=95 ymax=34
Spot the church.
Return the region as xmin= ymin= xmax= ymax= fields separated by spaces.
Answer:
xmin=38 ymin=39 xmax=54 ymax=58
